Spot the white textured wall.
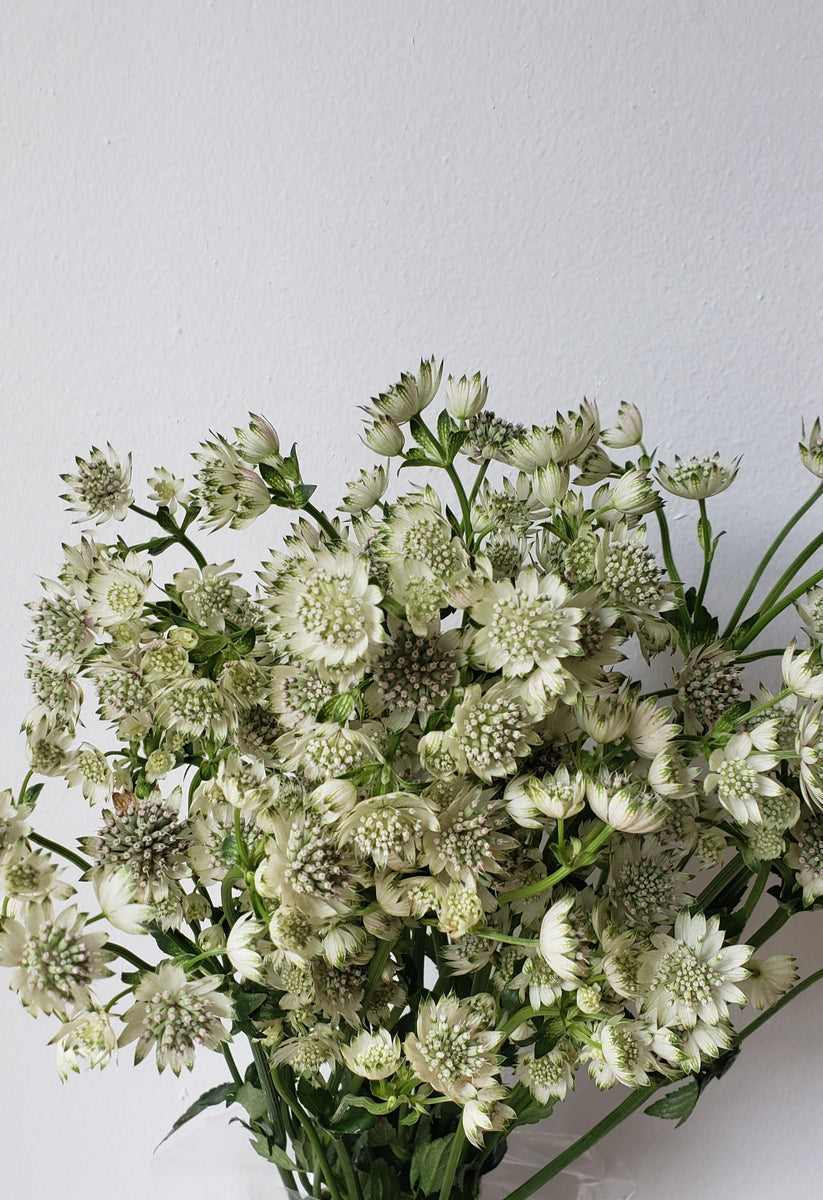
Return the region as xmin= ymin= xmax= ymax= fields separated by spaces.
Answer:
xmin=2 ymin=3 xmax=822 ymax=1197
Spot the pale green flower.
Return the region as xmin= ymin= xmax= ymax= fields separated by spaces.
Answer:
xmin=518 ymin=1043 xmax=575 ymax=1103
xmin=0 ymin=843 xmax=74 ymax=916
xmin=341 ymin=1029 xmax=402 ymax=1079
xmin=638 ymin=911 xmax=751 ymax=1029
xmin=446 ymin=372 xmax=488 ymax=420
xmin=740 ymin=955 xmax=797 ymax=1009
xmin=234 ymin=413 xmax=281 ymax=464
xmin=361 ymin=416 xmax=404 ymax=457
xmin=174 ymin=562 xmax=248 ymax=633
xmin=271 ymin=547 xmax=384 ymax=674
xmin=81 ymin=788 xmax=191 ymax=904
xmin=468 ymin=568 xmax=582 ymax=690
xmin=92 ymin=868 xmax=151 ymax=935
xmin=86 ymin=556 xmax=151 ymax=629
xmin=338 ymin=466 xmax=389 ymax=514
xmin=120 ymin=961 xmax=233 ymax=1074
xmin=705 ymin=731 xmax=781 ymax=824
xmin=63 ymin=743 xmax=113 ymax=805
xmin=0 ymin=905 xmax=113 ymax=1017
xmin=51 ymin=1006 xmax=118 ymax=1080
xmin=656 ymin=454 xmax=740 ymax=499
xmin=61 ymin=444 xmax=133 ymax=524
xmin=799 ymin=417 xmax=823 ymax=478
xmin=539 ymin=894 xmax=585 ymax=982
xmin=451 ymin=682 xmax=540 ymax=781
xmin=404 ymin=994 xmax=503 ymax=1103
xmin=193 ymin=436 xmax=272 ymax=530
xmin=504 ymin=766 xmax=586 ymax=827
xmin=147 ymin=467 xmax=188 ymax=515
xmin=601 ymin=402 xmax=643 ymax=449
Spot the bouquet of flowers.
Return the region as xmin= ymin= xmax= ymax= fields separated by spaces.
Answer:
xmin=3 ymin=361 xmax=823 ymax=1200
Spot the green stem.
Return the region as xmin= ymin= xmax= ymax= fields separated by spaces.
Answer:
xmin=735 ymin=564 xmax=823 ymax=651
xmin=741 ymin=862 xmax=771 ymax=926
xmin=747 ymin=906 xmax=790 ymax=950
xmin=269 ymin=1067 xmax=345 ymax=1200
xmin=498 ymin=824 xmax=613 ymax=904
xmin=29 ymin=832 xmax=91 ymax=873
xmin=654 ymin=506 xmax=684 ymax=602
xmin=694 ymin=499 xmax=712 ymax=611
xmin=221 ymin=1043 xmax=244 ymax=1087
xmin=438 ymin=1121 xmax=466 ymax=1200
xmin=735 ymin=648 xmax=786 ymax=664
xmin=757 ymin=527 xmax=823 ymax=615
xmin=501 ymin=1083 xmax=658 ymax=1200
xmin=692 ymin=852 xmax=748 ymax=911
xmin=16 ymin=769 xmax=33 ymax=805
xmin=130 ymin=503 xmax=207 ymax=568
xmin=445 ymin=462 xmax=474 ymax=547
xmin=471 ymin=928 xmax=538 ymax=948
xmin=723 ymin=481 xmax=823 ymax=638
xmin=248 ymin=1039 xmax=296 ymax=1192
xmin=467 ymin=458 xmax=490 ymax=509
xmin=105 ymin=942 xmax=154 ymax=972
xmin=304 ymin=500 xmax=342 ymax=544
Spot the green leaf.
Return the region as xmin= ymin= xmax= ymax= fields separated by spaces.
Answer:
xmin=232 ymin=990 xmax=267 ymax=1021
xmin=317 ymin=691 xmax=357 ymax=725
xmin=644 ymin=1079 xmax=699 ymax=1127
xmin=716 ymin=907 xmax=748 ymax=940
xmin=409 ymin=415 xmax=445 ymax=462
xmin=410 ymin=1135 xmax=454 ymax=1195
xmin=296 ymin=1077 xmax=332 ymax=1122
xmin=398 ymin=448 xmax=440 ymax=470
xmin=20 ymin=783 xmax=43 ymax=807
xmin=712 ymin=702 xmax=751 ymax=734
xmin=147 ymin=536 xmax=176 ymax=556
xmin=362 ymin=1158 xmax=400 ymax=1200
xmin=437 ymin=410 xmax=455 ymax=447
xmin=516 ymin=1098 xmax=555 ymax=1126
xmin=292 ymin=482 xmax=317 ymax=508
xmin=247 ymin=1129 xmax=300 ymax=1171
xmin=230 ymin=628 xmax=257 ymax=655
xmin=235 ymin=1082 xmax=269 ymax=1122
xmin=156 ymin=1082 xmax=236 ymax=1149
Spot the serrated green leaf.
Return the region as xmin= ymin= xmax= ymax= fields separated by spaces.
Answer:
xmin=292 ymin=482 xmax=317 ymax=508
xmin=156 ymin=1082 xmax=236 ymax=1149
xmin=712 ymin=702 xmax=751 ymax=734
xmin=362 ymin=1158 xmax=399 ymax=1200
xmin=410 ymin=1135 xmax=454 ymax=1196
xmin=232 ymin=990 xmax=267 ymax=1021
xmin=644 ymin=1079 xmax=699 ymax=1127
xmin=516 ymin=1098 xmax=555 ymax=1126
xmin=296 ymin=1077 xmax=332 ymax=1121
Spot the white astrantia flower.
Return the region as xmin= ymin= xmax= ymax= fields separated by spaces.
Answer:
xmin=226 ymin=912 xmax=266 ymax=983
xmin=340 ymin=1029 xmax=402 ymax=1080
xmin=799 ymin=417 xmax=823 ymax=478
xmin=156 ymin=677 xmax=237 ymax=743
xmin=650 ymin=1016 xmax=734 ymax=1075
xmin=338 ymin=466 xmax=389 ymax=515
xmin=532 ymin=461 xmax=571 ymax=508
xmin=147 ymin=467 xmax=188 ymax=515
xmin=0 ymin=844 xmax=75 ymax=916
xmin=62 ymin=743 xmax=113 ymax=805
xmin=675 ymin=642 xmax=742 ymax=734
xmin=174 ymin=562 xmax=248 ymax=633
xmin=92 ymin=868 xmax=151 ymax=935
xmin=704 ymin=731 xmax=781 ymax=824
xmin=270 ymin=1025 xmax=340 ymax=1078
xmin=468 ymin=569 xmax=583 ymax=692
xmin=446 ymin=372 xmax=488 ymax=421
xmin=234 ymin=413 xmax=281 ymax=465
xmin=782 ymin=643 xmax=823 ymax=700
xmin=601 ymin=402 xmax=643 ymax=449
xmin=507 ymin=403 xmax=600 ymax=471
xmin=785 ymin=815 xmax=823 ymax=903
xmin=28 ymin=580 xmax=96 ymax=671
xmin=0 ymin=905 xmax=114 ymax=1017
xmin=422 ymin=784 xmax=516 ymax=888
xmin=739 ymin=955 xmax=797 ymax=1010
xmin=0 ymin=789 xmax=33 ymax=852
xmin=271 ymin=547 xmax=384 ymax=673
xmin=638 ymin=911 xmax=751 ymax=1029
xmin=436 ymin=882 xmax=486 ymax=937
xmin=361 ymin=416 xmax=405 ymax=457
xmin=509 ymin=952 xmax=572 ymax=1009
xmin=504 ymin=767 xmax=586 ymax=828
xmin=338 ymin=790 xmax=438 ymax=872
xmin=606 ymin=469 xmax=660 ymax=517
xmin=404 ymin=994 xmax=503 ymax=1104
xmin=656 ymin=454 xmax=741 ymax=500
xmin=797 ymin=585 xmax=823 ymax=642
xmin=86 ymin=556 xmax=152 ymax=629
xmin=575 ymin=684 xmax=636 ymax=744
xmin=25 ymin=716 xmax=74 ymax=777
xmin=518 ymin=1043 xmax=576 ymax=1103
xmin=539 ymin=894 xmax=584 ymax=981
xmin=120 ymin=961 xmax=234 ymax=1074
xmin=594 ymin=1015 xmax=659 ymax=1088
xmin=462 ymin=1087 xmax=516 ymax=1148
xmin=61 ymin=445 xmax=134 ymax=524
xmin=82 ymin=788 xmax=191 ymax=904
xmin=366 ymin=620 xmax=465 ymax=728
xmin=586 ymin=773 xmax=669 ymax=834
xmin=51 ymin=1005 xmax=118 ymax=1080
xmin=367 ymin=357 xmax=443 ymax=423
xmin=193 ymin=436 xmax=272 ymax=531
xmin=450 ymin=682 xmax=541 ymax=782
